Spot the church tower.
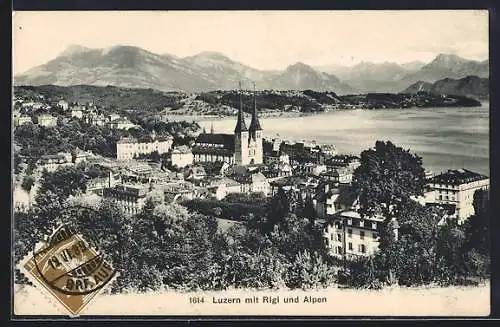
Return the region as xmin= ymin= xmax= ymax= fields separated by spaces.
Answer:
xmin=248 ymin=82 xmax=263 ymax=165
xmin=234 ymin=82 xmax=249 ymax=165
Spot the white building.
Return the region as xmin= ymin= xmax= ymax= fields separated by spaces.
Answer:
xmin=108 ymin=118 xmax=137 ymax=130
xmin=206 ymin=177 xmax=242 ymax=200
xmin=103 ymin=184 xmax=150 ymax=215
xmin=323 ymin=210 xmax=386 ymax=259
xmin=15 ymin=115 xmax=33 ymax=126
xmin=71 ymin=108 xmax=84 ymax=119
xmin=116 ymin=136 xmax=173 ymax=161
xmin=37 ymin=114 xmax=58 ymax=128
xmin=37 ymin=153 xmax=73 ymax=172
xmin=426 ymin=169 xmax=489 ymax=224
xmin=303 ymin=163 xmax=327 ymax=176
xmin=58 ymin=100 xmax=69 ymax=110
xmin=13 ymin=186 xmax=32 ymax=212
xmin=171 ymin=146 xmax=194 ymax=168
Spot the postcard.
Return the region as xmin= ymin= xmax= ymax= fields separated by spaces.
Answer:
xmin=12 ymin=10 xmax=490 ymax=317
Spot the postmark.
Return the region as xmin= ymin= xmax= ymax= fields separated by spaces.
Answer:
xmin=19 ymin=223 xmax=118 ymax=316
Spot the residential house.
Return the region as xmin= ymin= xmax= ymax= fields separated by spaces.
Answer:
xmin=303 ymin=163 xmax=327 ymax=176
xmin=37 ymin=153 xmax=73 ymax=172
xmin=326 ymin=155 xmax=361 ymax=171
xmin=206 ymin=177 xmax=242 ymax=200
xmin=108 ymin=117 xmax=137 ymax=130
xmin=73 ymin=149 xmax=95 ymax=164
xmin=102 ymin=183 xmax=149 ymax=215
xmin=184 ymin=165 xmax=207 ymax=183
xmin=37 ymin=114 xmax=58 ymax=128
xmin=323 ymin=210 xmax=386 ymax=259
xmin=13 ymin=186 xmax=32 ymax=213
xmin=314 ymin=183 xmax=359 ymax=218
xmin=162 ymin=181 xmax=198 ymax=202
xmin=15 ymin=114 xmax=33 ymax=126
xmin=58 ymin=100 xmax=69 ymax=110
xmin=264 ymin=150 xmax=290 ymax=165
xmin=321 ymin=167 xmax=353 ymax=185
xmin=71 ymin=107 xmax=84 ymax=119
xmin=320 ymin=144 xmax=337 ymax=156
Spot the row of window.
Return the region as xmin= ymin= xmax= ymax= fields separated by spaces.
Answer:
xmin=330 ymin=230 xmax=378 ymax=241
xmin=344 ymin=219 xmax=377 ymax=229
xmin=333 ymin=243 xmax=367 ymax=254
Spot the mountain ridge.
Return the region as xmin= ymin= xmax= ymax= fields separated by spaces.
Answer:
xmin=15 ymin=45 xmax=488 ymax=95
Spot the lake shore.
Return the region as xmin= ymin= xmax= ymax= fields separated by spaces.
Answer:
xmin=158 ymin=101 xmax=489 ymax=123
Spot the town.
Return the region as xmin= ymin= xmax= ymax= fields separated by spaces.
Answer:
xmin=13 ymin=85 xmax=489 ymax=253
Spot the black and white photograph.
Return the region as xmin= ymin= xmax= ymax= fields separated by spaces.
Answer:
xmin=12 ymin=10 xmax=490 ymax=316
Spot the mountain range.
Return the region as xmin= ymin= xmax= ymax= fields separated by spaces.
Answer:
xmin=14 ymin=45 xmax=489 ymax=96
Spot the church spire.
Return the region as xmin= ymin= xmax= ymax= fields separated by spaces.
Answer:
xmin=249 ymin=82 xmax=262 ymax=135
xmin=234 ymin=81 xmax=248 ymax=134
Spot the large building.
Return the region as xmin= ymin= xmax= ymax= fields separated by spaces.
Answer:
xmin=426 ymin=169 xmax=489 ymax=223
xmin=116 ymin=133 xmax=173 ymax=161
xmin=323 ymin=210 xmax=386 ymax=258
xmin=192 ymin=85 xmax=263 ymax=166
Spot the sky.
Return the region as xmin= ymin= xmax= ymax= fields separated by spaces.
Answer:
xmin=12 ymin=10 xmax=489 ymax=75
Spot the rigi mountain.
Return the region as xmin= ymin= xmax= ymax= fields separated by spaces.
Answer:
xmin=14 ymin=45 xmax=355 ymax=94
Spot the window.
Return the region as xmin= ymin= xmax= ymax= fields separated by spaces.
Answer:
xmin=348 ymin=242 xmax=353 ymax=251
xmin=371 ymin=222 xmax=377 ymax=230
xmin=347 ymin=229 xmax=352 ymax=238
xmin=337 ymin=246 xmax=342 ymax=254
xmin=359 ymin=244 xmax=366 ymax=253
xmin=373 ymin=232 xmax=378 ymax=239
xmin=337 ymin=233 xmax=342 ymax=242
xmin=347 ymin=218 xmax=352 ymax=225
xmin=359 ymin=220 xmax=364 ymax=228
xmin=360 ymin=231 xmax=365 ymax=240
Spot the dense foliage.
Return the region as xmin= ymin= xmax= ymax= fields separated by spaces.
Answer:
xmin=13 ymin=118 xmax=200 ymax=163
xmin=14 ymin=140 xmax=490 ymax=292
xmin=14 ymin=85 xmax=184 ymax=112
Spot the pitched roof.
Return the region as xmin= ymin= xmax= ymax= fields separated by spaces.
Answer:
xmin=195 ymin=133 xmax=235 ymax=147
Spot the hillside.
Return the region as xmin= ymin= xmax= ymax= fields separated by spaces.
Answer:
xmin=14 ymin=85 xmax=482 ymax=117
xmin=13 ymin=84 xmax=186 ymax=112
xmin=401 ymin=76 xmax=489 ymax=100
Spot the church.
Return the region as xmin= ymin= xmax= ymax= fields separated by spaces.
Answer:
xmin=192 ymin=85 xmax=263 ymax=166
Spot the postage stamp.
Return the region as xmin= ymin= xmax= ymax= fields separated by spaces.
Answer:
xmin=19 ymin=223 xmax=117 ymax=316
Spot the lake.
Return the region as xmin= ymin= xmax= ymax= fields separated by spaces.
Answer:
xmin=197 ymin=104 xmax=490 ymax=176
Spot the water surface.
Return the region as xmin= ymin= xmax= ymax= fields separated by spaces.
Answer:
xmin=198 ymin=104 xmax=489 ymax=176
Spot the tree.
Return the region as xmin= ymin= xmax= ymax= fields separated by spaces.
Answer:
xmin=21 ymin=176 xmax=35 ymax=193
xmin=353 ymin=141 xmax=426 ymax=282
xmin=265 ymin=187 xmax=290 ymax=232
xmin=36 ymin=166 xmax=87 ymax=204
xmin=353 ymin=140 xmax=426 ymax=219
xmin=285 ymin=250 xmax=335 ymax=290
xmin=382 ymin=200 xmax=442 ymax=286
xmin=301 ymin=194 xmax=318 ymax=222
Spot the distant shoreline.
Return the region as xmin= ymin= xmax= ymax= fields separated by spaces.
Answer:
xmin=160 ymin=102 xmax=489 ymax=123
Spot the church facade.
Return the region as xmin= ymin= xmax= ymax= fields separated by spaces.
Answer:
xmin=192 ymin=86 xmax=263 ymax=166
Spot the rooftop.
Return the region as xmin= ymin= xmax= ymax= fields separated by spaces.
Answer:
xmin=431 ymin=169 xmax=489 ymax=185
